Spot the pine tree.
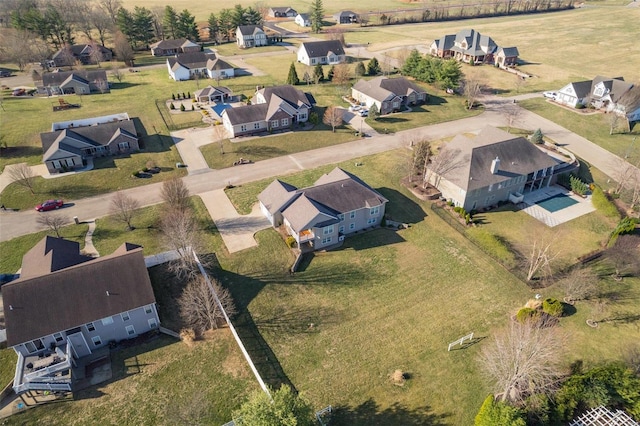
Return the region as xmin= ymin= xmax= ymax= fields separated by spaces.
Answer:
xmin=369 ymin=103 xmax=379 ymax=120
xmin=367 ymin=57 xmax=381 ymax=76
xmin=313 ymin=63 xmax=324 ymax=82
xmin=311 ymin=0 xmax=324 ymax=34
xmin=286 ymin=63 xmax=300 ymax=85
xmin=327 ymin=65 xmax=335 ymax=81
xmin=531 ymin=128 xmax=544 ymax=144
xmin=402 ymin=49 xmax=422 ymax=78
xmin=355 ymin=61 xmax=366 ymax=78
xmin=207 ymin=13 xmax=219 ymax=42
xmin=162 ymin=6 xmax=178 ymax=39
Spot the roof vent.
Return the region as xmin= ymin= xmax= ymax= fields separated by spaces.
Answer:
xmin=9 ymin=305 xmax=13 ymax=311
xmin=106 ymin=291 xmax=110 ymax=296
xmin=490 ymin=156 xmax=500 ymax=174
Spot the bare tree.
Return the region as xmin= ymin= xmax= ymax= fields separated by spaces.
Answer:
xmin=323 ymin=106 xmax=344 ymax=132
xmin=113 ymin=31 xmax=134 ymax=67
xmin=98 ymin=0 xmax=122 ymax=25
xmin=331 ymin=63 xmax=351 ymax=92
xmin=479 ymin=319 xmax=565 ymax=403
xmin=8 ymin=163 xmax=36 ymax=194
xmin=606 ymin=112 xmax=622 ymax=135
xmin=526 ymin=236 xmax=560 ymax=281
xmin=160 ymin=208 xmax=202 ymax=279
xmin=212 ymin=123 xmax=227 ymax=154
xmin=0 ymin=29 xmax=47 ymax=71
xmin=616 ymin=86 xmax=640 ymax=132
xmin=91 ymin=5 xmax=113 ymax=46
xmin=424 ymin=147 xmax=464 ymax=188
xmin=160 ymin=177 xmax=191 ymax=213
xmin=88 ymin=40 xmax=104 ymax=67
xmin=604 ymin=234 xmax=640 ymax=280
xmin=36 ymin=214 xmax=69 ymax=238
xmin=559 ymin=266 xmax=598 ymax=303
xmin=178 ymin=277 xmax=236 ymax=335
xmin=57 ymin=44 xmax=76 ymax=69
xmin=109 ymin=192 xmax=140 ymax=230
xmin=503 ymin=103 xmax=522 ymax=133
xmin=463 ymin=77 xmax=482 ymax=110
xmin=613 ymin=156 xmax=640 ymax=194
xmin=409 ymin=139 xmax=431 ymax=184
xmin=110 ymin=66 xmax=123 ymax=82
xmin=629 ymin=171 xmax=640 ymax=211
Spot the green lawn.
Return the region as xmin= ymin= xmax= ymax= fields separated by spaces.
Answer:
xmin=213 ymin=42 xmax=289 ymax=57
xmin=519 ymin=98 xmax=640 ymax=159
xmin=0 ymin=349 xmax=18 ymax=390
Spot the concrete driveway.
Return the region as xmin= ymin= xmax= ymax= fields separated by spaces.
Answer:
xmin=171 ymin=127 xmax=213 ymax=174
xmin=198 ymin=189 xmax=270 ymax=254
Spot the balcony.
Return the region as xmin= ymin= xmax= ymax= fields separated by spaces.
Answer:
xmin=13 ymin=342 xmax=73 ymax=394
xmin=299 ymin=229 xmax=314 ymax=243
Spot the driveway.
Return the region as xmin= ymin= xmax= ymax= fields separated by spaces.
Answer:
xmin=198 ymin=189 xmax=270 ymax=253
xmin=170 ymin=127 xmax=212 ymax=174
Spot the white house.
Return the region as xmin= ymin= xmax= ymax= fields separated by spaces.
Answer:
xmin=556 ymin=76 xmax=634 ymax=110
xmin=167 ymin=52 xmax=217 ymax=81
xmin=236 ymin=25 xmax=268 ymax=48
xmin=295 ymin=13 xmax=311 ymax=27
xmin=206 ymin=58 xmax=235 ymax=79
xmin=297 ymin=40 xmax=345 ymax=66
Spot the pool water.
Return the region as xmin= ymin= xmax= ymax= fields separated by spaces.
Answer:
xmin=536 ymin=194 xmax=578 ymax=212
xmin=210 ymin=103 xmax=231 ymax=116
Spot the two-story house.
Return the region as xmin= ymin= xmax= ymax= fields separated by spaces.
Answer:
xmin=2 ymin=237 xmax=160 ymax=396
xmin=258 ymin=168 xmax=388 ymax=250
xmin=297 ymin=40 xmax=346 ymax=66
xmin=426 ymin=126 xmax=559 ymax=211
xmin=351 ymin=76 xmax=428 ymax=115
xmin=236 ymin=25 xmax=268 ymax=48
xmin=430 ymin=29 xmax=518 ymax=66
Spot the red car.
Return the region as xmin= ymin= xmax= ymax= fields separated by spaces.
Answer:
xmin=35 ymin=199 xmax=64 ymax=212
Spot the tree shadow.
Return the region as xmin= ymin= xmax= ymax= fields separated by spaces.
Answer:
xmin=109 ymin=81 xmax=140 ymax=90
xmin=332 ymin=399 xmax=450 ymax=426
xmin=342 ymin=228 xmax=406 ymax=251
xmin=0 ymin=146 xmax=43 ymax=159
xmin=375 ymin=116 xmax=408 ymax=124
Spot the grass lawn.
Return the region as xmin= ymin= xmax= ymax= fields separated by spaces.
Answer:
xmin=0 ymin=223 xmax=88 ymax=274
xmin=213 ymin=42 xmax=289 ymax=57
xmin=519 ymin=98 xmax=640 ymax=159
xmin=201 ymin=123 xmax=359 ymax=169
xmin=0 ymin=349 xmax=18 ymax=390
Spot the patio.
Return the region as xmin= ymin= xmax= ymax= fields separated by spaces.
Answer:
xmin=520 ymin=185 xmax=595 ymax=227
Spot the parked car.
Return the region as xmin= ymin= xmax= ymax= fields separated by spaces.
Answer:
xmin=359 ymin=109 xmax=368 ymax=117
xmin=349 ymin=105 xmax=361 ymax=112
xmin=543 ymin=91 xmax=557 ymax=99
xmin=12 ymin=88 xmax=26 ymax=96
xmin=35 ymin=199 xmax=64 ymax=212
xmin=0 ymin=70 xmax=11 ymax=78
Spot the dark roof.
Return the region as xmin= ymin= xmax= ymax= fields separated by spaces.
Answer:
xmin=571 ymin=80 xmax=593 ymax=99
xmin=300 ymin=40 xmax=345 ymax=58
xmin=223 ymin=104 xmax=269 ymax=125
xmin=207 ymin=58 xmax=234 ymax=71
xmin=194 ymin=85 xmax=232 ymax=98
xmin=590 ymin=75 xmax=634 ymax=102
xmin=353 ymin=76 xmax=426 ymax=102
xmin=237 ymin=25 xmax=264 ymax=36
xmin=334 ymin=10 xmax=358 ymax=18
xmin=452 ymin=29 xmax=497 ymax=56
xmin=298 ymin=13 xmax=310 ymax=19
xmin=437 ymin=127 xmax=558 ymax=192
xmin=19 ymin=236 xmax=93 ymax=279
xmin=258 ymin=179 xmax=298 ymax=214
xmin=432 ymin=34 xmax=456 ymax=51
xmin=3 ymin=239 xmax=155 ymax=346
xmin=169 ymin=52 xmax=216 ymax=69
xmin=52 ymin=44 xmax=112 ymax=59
xmin=497 ymin=46 xmax=519 ymax=57
xmin=150 ymin=38 xmax=197 ymax=50
xmin=40 ymin=119 xmax=137 ymax=155
xmin=42 ymin=70 xmax=108 ymax=87
xmin=270 ymin=7 xmax=296 ymax=13
xmin=258 ymin=85 xmax=313 ymax=109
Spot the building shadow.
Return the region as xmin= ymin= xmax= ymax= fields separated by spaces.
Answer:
xmin=378 ymin=187 xmax=427 ymax=224
xmin=332 ymin=399 xmax=450 ymax=426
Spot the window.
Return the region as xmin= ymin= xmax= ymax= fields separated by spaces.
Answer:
xmin=92 ymin=336 xmax=102 ymax=346
xmin=488 ymin=184 xmax=494 ymax=192
xmin=369 ymin=206 xmax=380 ymax=215
xmin=86 ymin=322 xmax=96 ymax=332
xmin=323 ymin=225 xmax=334 ymax=235
xmin=311 ymin=58 xmax=316 ymax=64
xmin=25 ymin=342 xmax=37 ymax=353
xmin=145 ymin=305 xmax=153 ymax=314
xmin=121 ymin=312 xmax=130 ymax=321
xmin=240 ymin=125 xmax=247 ymax=132
xmin=254 ymin=122 xmax=260 ymax=129
xmin=118 ymin=141 xmax=130 ymax=150
xmin=281 ymin=118 xmax=289 ymax=126
xmin=367 ymin=217 xmax=377 ymax=225
xmin=271 ymin=120 xmax=279 ymax=128
xmin=101 ymin=316 xmax=114 ymax=326
xmin=339 ymin=214 xmax=345 ymax=221
xmin=349 ymin=211 xmax=356 ymax=219
xmin=339 ymin=225 xmax=344 ymax=233
xmin=54 ymin=333 xmax=64 ymax=343
xmin=125 ymin=325 xmax=136 ymax=336
xmin=321 ymin=237 xmax=332 ymax=244
xmin=349 ymin=223 xmax=355 ymax=230
xmin=148 ymin=318 xmax=158 ymax=329
xmin=299 ymin=113 xmax=306 ymax=120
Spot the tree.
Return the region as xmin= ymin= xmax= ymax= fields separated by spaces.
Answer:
xmin=176 ymin=9 xmax=199 ymax=41
xmin=178 ymin=276 xmax=236 ymax=334
xmin=424 ymin=147 xmax=464 ymax=188
xmin=109 ymin=192 xmax=140 ymax=230
xmin=613 ymin=156 xmax=640 ymax=195
xmin=531 ymin=128 xmax=544 ymax=144
xmin=327 ymin=65 xmax=335 ymax=81
xmin=162 ymin=5 xmax=178 ymax=39
xmin=207 ymin=13 xmax=219 ymax=43
xmin=160 ymin=177 xmax=191 ymax=213
xmin=313 ymin=63 xmax=324 ymax=82
xmin=438 ymin=59 xmax=463 ymax=90
xmin=113 ymin=31 xmax=134 ymax=66
xmin=231 ymin=4 xmax=246 ymax=27
xmin=480 ymin=319 xmax=565 ymax=403
xmin=110 ymin=66 xmax=123 ymax=82
xmin=160 ymin=208 xmax=203 ymax=279
xmin=132 ymin=6 xmax=155 ymax=48
xmin=411 ymin=139 xmax=431 ymax=182
xmin=474 ymin=394 xmax=526 ymax=426
xmin=354 ymin=61 xmax=366 ymax=78
xmin=560 ymin=266 xmax=598 ymax=303
xmin=310 ymin=0 xmax=324 ymax=34
xmin=243 ymin=7 xmax=262 ymax=25
xmin=217 ymin=8 xmax=234 ymax=42
xmin=606 ymin=111 xmax=623 ymax=135
xmin=36 ymin=214 xmax=69 ymax=238
xmin=212 ymin=123 xmax=227 ymax=154
xmin=91 ymin=5 xmax=113 ymax=47
xmin=604 ymin=234 xmax=640 ymax=280
xmin=367 ymin=57 xmax=381 ymax=76
xmin=88 ymin=40 xmax=104 ymax=67
xmin=286 ymin=62 xmax=299 ymax=85
xmin=234 ymin=385 xmax=315 ymax=426
xmin=525 ymin=236 xmax=560 ymax=281
xmin=463 ymin=77 xmax=482 ymax=110
xmin=331 ymin=63 xmax=351 ymax=90
xmin=368 ymin=103 xmax=380 ymax=121
xmin=116 ymin=7 xmax=135 ymax=45
xmin=98 ymin=0 xmax=122 ymax=25
xmin=323 ymin=106 xmax=344 ymax=132
xmin=8 ymin=163 xmax=36 ymax=194
xmin=401 ymin=49 xmax=422 ymax=77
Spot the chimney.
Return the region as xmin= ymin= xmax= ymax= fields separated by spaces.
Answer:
xmin=490 ymin=156 xmax=500 ymax=174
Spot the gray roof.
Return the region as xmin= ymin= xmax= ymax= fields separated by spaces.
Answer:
xmin=300 ymin=40 xmax=345 ymax=58
xmin=168 ymin=52 xmax=216 ymax=70
xmin=207 ymin=57 xmax=234 ymax=71
xmin=353 ymin=76 xmax=426 ymax=103
xmin=194 ymin=85 xmax=232 ymax=98
xmin=452 ymin=29 xmax=497 ymax=56
xmin=223 ymin=104 xmax=268 ymax=125
xmin=590 ymin=75 xmax=633 ymax=102
xmin=42 ymin=70 xmax=108 ymax=87
xmin=52 ymin=44 xmax=112 ymax=59
xmin=237 ymin=25 xmax=264 ymax=36
xmin=497 ymin=46 xmax=519 ymax=57
xmin=19 ymin=237 xmax=93 ymax=279
xmin=436 ymin=127 xmax=558 ymax=192
xmin=3 ymin=238 xmax=155 ymax=346
xmin=257 ymin=85 xmax=313 ymax=109
xmin=570 ymin=80 xmax=594 ymax=99
xmin=334 ymin=10 xmax=358 ymax=19
xmin=432 ymin=34 xmax=456 ymax=51
xmin=258 ymin=179 xmax=298 ymax=214
xmin=270 ymin=7 xmax=296 ymax=13
xmin=281 ymin=194 xmax=339 ymax=231
xmin=150 ymin=38 xmax=198 ymax=50
xmin=297 ymin=13 xmax=310 ymax=19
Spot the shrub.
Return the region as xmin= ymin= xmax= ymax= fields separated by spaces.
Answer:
xmin=570 ymin=175 xmax=588 ymax=196
xmin=542 ymin=298 xmax=564 ymax=317
xmin=309 ymin=111 xmax=319 ymax=125
xmin=531 ymin=128 xmax=544 ymax=144
xmin=454 ymin=206 xmax=462 ymax=214
xmin=171 ymin=93 xmax=175 ymax=100
xmin=182 ymin=92 xmax=186 ymax=99
xmin=180 ymin=103 xmax=185 ymax=111
xmin=187 ymin=91 xmax=190 ymax=98
xmin=466 ymin=228 xmax=517 ymax=268
xmin=146 ymin=160 xmax=156 ymax=169
xmin=592 ymin=186 xmax=620 ymax=219
xmin=170 ymin=102 xmax=175 ymax=110
xmin=608 ymin=217 xmax=639 ymax=246
xmin=191 ymin=105 xmax=194 ymax=111
xmin=516 ymin=307 xmax=540 ymax=323
xmin=475 ymin=394 xmax=526 ymax=426
xmin=180 ymin=328 xmax=196 ymax=346
xmin=465 ymin=213 xmax=471 ymax=224
xmin=285 ymin=236 xmax=296 ymax=248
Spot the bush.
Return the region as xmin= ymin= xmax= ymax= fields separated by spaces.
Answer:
xmin=180 ymin=103 xmax=185 ymax=111
xmin=465 ymin=213 xmax=471 ymax=224
xmin=180 ymin=328 xmax=196 ymax=347
xmin=531 ymin=128 xmax=544 ymax=144
xmin=608 ymin=217 xmax=639 ymax=246
xmin=285 ymin=236 xmax=297 ymax=248
xmin=542 ymin=298 xmax=564 ymax=317
xmin=516 ymin=307 xmax=540 ymax=323
xmin=570 ymin=175 xmax=588 ymax=196
xmin=187 ymin=91 xmax=190 ymax=98
xmin=475 ymin=394 xmax=526 ymax=426
xmin=170 ymin=102 xmax=175 ymax=110
xmin=171 ymin=93 xmax=175 ymax=100
xmin=466 ymin=228 xmax=517 ymax=268
xmin=191 ymin=105 xmax=194 ymax=111
xmin=309 ymin=111 xmax=319 ymax=125
xmin=592 ymin=186 xmax=620 ymax=219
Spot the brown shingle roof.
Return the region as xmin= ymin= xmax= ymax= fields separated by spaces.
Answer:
xmin=3 ymin=239 xmax=155 ymax=346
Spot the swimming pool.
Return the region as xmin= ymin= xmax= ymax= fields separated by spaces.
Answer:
xmin=536 ymin=194 xmax=578 ymax=213
xmin=210 ymin=103 xmax=231 ymax=116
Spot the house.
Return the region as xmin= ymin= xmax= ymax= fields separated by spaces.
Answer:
xmin=334 ymin=10 xmax=358 ymax=24
xmin=258 ymin=168 xmax=388 ymax=250
xmin=2 ymin=236 xmax=159 ymax=396
xmin=206 ymin=57 xmax=235 ymax=80
xmin=429 ymin=29 xmax=518 ymax=66
xmin=268 ymin=7 xmax=297 ymax=17
xmin=194 ymin=85 xmax=232 ymax=103
xmin=297 ymin=40 xmax=346 ymax=66
xmin=150 ymin=38 xmax=200 ymax=56
xmin=426 ymin=126 xmax=558 ymax=211
xmin=40 ymin=70 xmax=109 ymax=95
xmin=51 ymin=44 xmax=113 ymax=67
xmin=166 ymin=52 xmax=218 ymax=81
xmin=222 ymin=85 xmax=314 ymax=138
xmin=236 ymin=25 xmax=268 ymax=48
xmin=555 ymin=76 xmax=634 ymax=110
xmin=351 ymin=76 xmax=428 ymax=115
xmin=40 ymin=113 xmax=139 ymax=174
xmin=611 ymin=85 xmax=640 ymax=126
xmin=295 ymin=13 xmax=311 ymax=27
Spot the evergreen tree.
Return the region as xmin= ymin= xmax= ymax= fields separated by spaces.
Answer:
xmin=132 ymin=6 xmax=155 ymax=48
xmin=232 ymin=4 xmax=246 ymax=27
xmin=244 ymin=7 xmax=263 ymax=25
xmin=313 ymin=63 xmax=324 ymax=82
xmin=116 ymin=7 xmax=135 ymax=45
xmin=367 ymin=57 xmax=381 ymax=76
xmin=402 ymin=49 xmax=422 ymax=78
xmin=162 ymin=6 xmax=178 ymax=39
xmin=177 ymin=9 xmax=199 ymax=41
xmin=311 ymin=0 xmax=324 ymax=34
xmin=438 ymin=59 xmax=463 ymax=90
xmin=286 ymin=63 xmax=300 ymax=85
xmin=531 ymin=128 xmax=544 ymax=144
xmin=474 ymin=395 xmax=526 ymax=426
xmin=207 ymin=13 xmax=219 ymax=42
xmin=355 ymin=61 xmax=366 ymax=78
xmin=327 ymin=65 xmax=335 ymax=81
xmin=218 ymin=9 xmax=234 ymax=41
xmin=368 ymin=103 xmax=379 ymax=120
